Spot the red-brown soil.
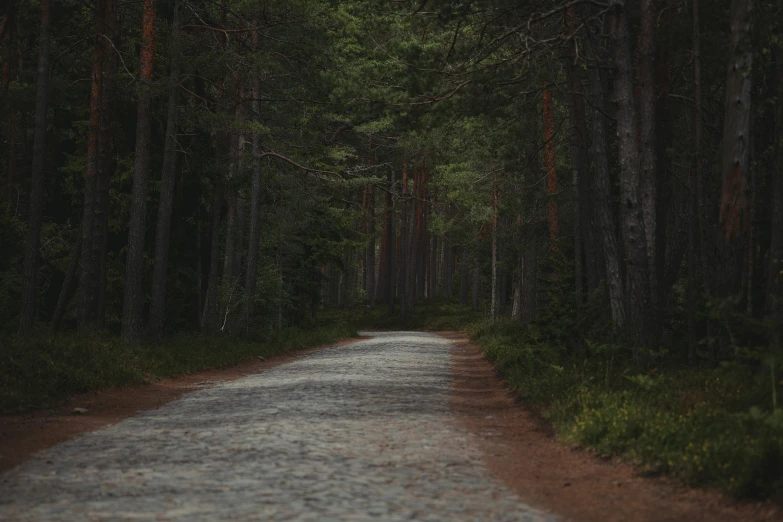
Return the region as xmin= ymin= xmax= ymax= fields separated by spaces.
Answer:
xmin=445 ymin=332 xmax=783 ymax=522
xmin=0 ymin=336 xmax=365 ymax=473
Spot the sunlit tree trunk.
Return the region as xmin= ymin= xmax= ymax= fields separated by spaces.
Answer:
xmin=19 ymin=0 xmax=52 ymax=333
xmin=122 ymin=0 xmax=158 ymax=342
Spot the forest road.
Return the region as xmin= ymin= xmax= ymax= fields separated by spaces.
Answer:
xmin=0 ymin=331 xmax=557 ymax=522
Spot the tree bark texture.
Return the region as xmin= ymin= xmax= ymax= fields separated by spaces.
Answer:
xmin=589 ymin=67 xmax=625 ymax=326
xmin=95 ymin=0 xmax=117 ymax=328
xmin=79 ymin=0 xmax=107 ymax=333
xmin=51 ymin=234 xmax=82 ymax=333
xmin=19 ymin=0 xmax=52 ymax=333
xmin=613 ymin=5 xmax=652 ymax=348
xmin=243 ymin=23 xmax=264 ymax=329
xmin=149 ymin=0 xmax=183 ymax=339
xmin=121 ymin=0 xmax=158 ymax=342
xmin=542 ymin=87 xmax=559 ymax=251
xmin=718 ymin=0 xmax=753 ymax=298
xmin=767 ymin=35 xmax=783 ymax=315
xmin=565 ymin=6 xmax=597 ymax=301
xmin=491 ymin=184 xmax=498 ymax=323
xmin=201 ymin=182 xmax=223 ymax=333
xmin=638 ymin=0 xmax=659 ymax=319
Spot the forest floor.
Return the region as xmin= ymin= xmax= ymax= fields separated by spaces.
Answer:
xmin=447 ymin=332 xmax=782 ymax=522
xmin=0 ymin=330 xmax=780 ymax=521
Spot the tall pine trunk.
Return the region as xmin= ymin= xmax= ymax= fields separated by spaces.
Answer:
xmin=367 ymin=184 xmax=376 ymax=305
xmin=121 ymin=0 xmax=158 ymax=342
xmin=688 ymin=0 xmax=703 ymax=361
xmin=243 ymin=22 xmax=264 ymax=330
xmin=565 ymin=6 xmax=596 ymax=302
xmin=613 ymin=5 xmax=652 ymax=349
xmin=19 ymin=0 xmax=52 ymax=333
xmin=79 ymin=0 xmax=107 ymax=333
xmin=639 ymin=0 xmax=659 ymax=327
xmin=718 ymin=0 xmax=753 ymax=299
xmin=95 ymin=0 xmax=117 ymax=328
xmin=542 ymin=87 xmax=559 ymax=253
xmin=767 ymin=23 xmax=783 ymax=316
xmin=491 ymin=183 xmax=498 ymax=323
xmin=149 ymin=0 xmax=183 ymax=339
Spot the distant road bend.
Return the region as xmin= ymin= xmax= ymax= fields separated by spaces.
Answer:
xmin=0 ymin=331 xmax=556 ymax=521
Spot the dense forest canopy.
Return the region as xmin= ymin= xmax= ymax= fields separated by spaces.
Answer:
xmin=0 ymin=0 xmax=781 ymax=364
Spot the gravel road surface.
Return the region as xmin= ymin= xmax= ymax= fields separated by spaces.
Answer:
xmin=0 ymin=331 xmax=557 ymax=521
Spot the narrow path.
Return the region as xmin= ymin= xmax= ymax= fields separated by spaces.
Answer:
xmin=0 ymin=331 xmax=555 ymax=521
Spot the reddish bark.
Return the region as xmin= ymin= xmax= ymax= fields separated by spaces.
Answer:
xmin=121 ymin=0 xmax=158 ymax=342
xmin=79 ymin=0 xmax=107 ymax=333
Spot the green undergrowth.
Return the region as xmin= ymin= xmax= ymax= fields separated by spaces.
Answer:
xmin=0 ymin=320 xmax=357 ymax=414
xmin=469 ymin=318 xmax=783 ymax=501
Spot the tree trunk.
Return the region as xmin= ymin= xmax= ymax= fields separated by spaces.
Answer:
xmin=243 ymin=22 xmax=263 ymax=329
xmin=387 ymin=169 xmax=396 ymax=311
xmin=201 ymin=182 xmax=223 ymax=333
xmin=406 ymin=163 xmax=420 ymax=312
xmin=377 ymin=170 xmax=391 ymax=302
xmin=398 ymin=163 xmax=408 ymax=318
xmin=542 ymin=86 xmax=559 ymax=252
xmin=588 ymin=67 xmax=625 ymax=326
xmin=95 ymin=0 xmax=117 ymax=328
xmin=460 ymin=249 xmax=469 ymax=305
xmin=718 ymin=0 xmax=753 ymax=299
xmin=19 ymin=0 xmax=52 ymax=333
xmin=639 ymin=0 xmax=659 ymax=326
xmin=520 ymin=236 xmax=538 ymax=324
xmin=471 ymin=261 xmax=479 ymax=311
xmin=429 ymin=190 xmax=438 ymax=298
xmin=491 ymin=183 xmax=498 ymax=322
xmin=121 ymin=0 xmax=158 ymax=343
xmin=148 ymin=0 xmax=182 ymax=339
xmin=79 ymin=0 xmax=107 ymax=334
xmin=688 ymin=0 xmax=701 ymax=361
xmin=613 ymin=5 xmax=652 ymax=349
xmin=367 ymin=184 xmax=376 ymax=305
xmin=766 ymin=28 xmax=783 ymax=315
xmin=565 ymin=6 xmax=596 ymax=301
xmin=51 ymin=233 xmax=82 ymax=333
xmin=656 ymin=0 xmax=674 ymax=306
xmin=2 ymin=5 xmax=15 ymax=207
